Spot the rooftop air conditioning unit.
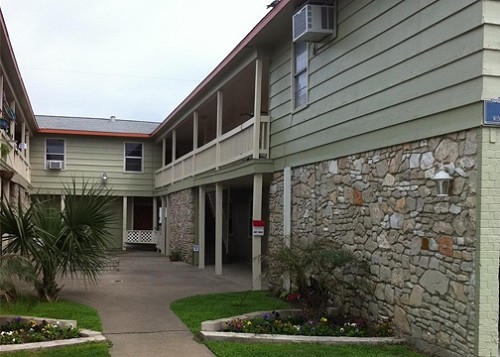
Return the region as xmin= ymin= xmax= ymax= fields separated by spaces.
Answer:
xmin=293 ymin=4 xmax=336 ymax=43
xmin=48 ymin=160 xmax=64 ymax=170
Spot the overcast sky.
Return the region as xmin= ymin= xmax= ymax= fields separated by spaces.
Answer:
xmin=0 ymin=1 xmax=273 ymax=122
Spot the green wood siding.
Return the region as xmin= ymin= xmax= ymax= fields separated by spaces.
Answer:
xmin=31 ymin=135 xmax=161 ymax=196
xmin=269 ymin=0 xmax=484 ymax=170
xmin=482 ymin=0 xmax=500 ymax=100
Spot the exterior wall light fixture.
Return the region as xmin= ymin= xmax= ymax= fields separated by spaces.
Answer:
xmin=102 ymin=172 xmax=108 ymax=184
xmin=433 ymin=166 xmax=453 ymax=197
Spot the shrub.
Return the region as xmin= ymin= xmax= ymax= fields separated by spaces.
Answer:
xmin=267 ymin=237 xmax=369 ymax=319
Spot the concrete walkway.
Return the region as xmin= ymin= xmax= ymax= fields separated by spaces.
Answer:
xmin=59 ymin=250 xmax=254 ymax=357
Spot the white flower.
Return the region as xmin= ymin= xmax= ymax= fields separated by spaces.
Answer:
xmin=340 ymin=328 xmax=344 ymax=333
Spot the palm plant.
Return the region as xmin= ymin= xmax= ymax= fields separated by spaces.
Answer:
xmin=1 ymin=179 xmax=116 ymax=302
xmin=0 ymin=253 xmax=35 ymax=303
xmin=269 ymin=237 xmax=369 ymax=319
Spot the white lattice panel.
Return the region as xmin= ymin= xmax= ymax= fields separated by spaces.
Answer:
xmin=126 ymin=230 xmax=155 ymax=244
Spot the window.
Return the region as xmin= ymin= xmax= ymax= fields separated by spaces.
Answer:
xmin=45 ymin=139 xmax=65 ymax=169
xmin=293 ymin=41 xmax=308 ymax=108
xmin=124 ymin=142 xmax=143 ymax=172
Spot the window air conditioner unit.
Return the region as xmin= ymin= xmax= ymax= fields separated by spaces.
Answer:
xmin=48 ymin=160 xmax=63 ymax=170
xmin=293 ymin=4 xmax=336 ymax=43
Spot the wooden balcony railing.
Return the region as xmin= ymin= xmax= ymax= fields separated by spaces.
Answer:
xmin=155 ymin=115 xmax=269 ymax=188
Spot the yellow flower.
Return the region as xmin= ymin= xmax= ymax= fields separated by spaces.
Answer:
xmin=246 ymin=321 xmax=252 ymax=325
xmin=320 ymin=317 xmax=328 ymax=323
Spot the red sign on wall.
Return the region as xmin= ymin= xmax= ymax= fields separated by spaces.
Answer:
xmin=252 ymin=220 xmax=265 ymax=236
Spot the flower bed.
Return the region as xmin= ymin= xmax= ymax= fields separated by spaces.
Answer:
xmin=0 ymin=315 xmax=106 ymax=353
xmin=224 ymin=310 xmax=392 ymax=338
xmin=200 ymin=309 xmax=405 ymax=346
xmin=0 ymin=316 xmax=79 ymax=345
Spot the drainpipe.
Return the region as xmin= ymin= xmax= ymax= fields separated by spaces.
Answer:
xmin=283 ymin=166 xmax=291 ymax=291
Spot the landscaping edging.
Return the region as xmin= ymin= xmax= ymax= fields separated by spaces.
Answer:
xmin=200 ymin=309 xmax=406 ymax=346
xmin=0 ymin=315 xmax=106 ymax=353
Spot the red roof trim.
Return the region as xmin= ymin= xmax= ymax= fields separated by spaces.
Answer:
xmin=38 ymin=129 xmax=151 ymax=138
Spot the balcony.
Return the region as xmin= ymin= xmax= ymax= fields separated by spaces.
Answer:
xmin=0 ymin=129 xmax=30 ymax=182
xmin=155 ymin=115 xmax=269 ymax=188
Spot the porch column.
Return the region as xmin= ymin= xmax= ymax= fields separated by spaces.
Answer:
xmin=160 ymin=195 xmax=167 ymax=254
xmin=253 ymin=57 xmax=263 ymax=159
xmin=215 ymin=183 xmax=223 ymax=275
xmin=166 ymin=195 xmax=171 ymax=256
xmin=122 ymin=196 xmax=127 ymax=250
xmin=252 ymin=173 xmax=263 ymax=290
xmin=198 ymin=186 xmax=205 ymax=269
xmin=162 ymin=137 xmax=166 ymax=166
xmin=171 ymin=130 xmax=176 ymax=178
xmin=193 ymin=111 xmax=199 ymax=174
xmin=21 ymin=121 xmax=26 ymax=159
xmin=9 ymin=100 xmax=15 ymax=135
xmin=216 ymin=91 xmax=223 ymax=170
xmin=153 ymin=198 xmax=158 ymax=229
xmin=153 ymin=197 xmax=158 ymax=250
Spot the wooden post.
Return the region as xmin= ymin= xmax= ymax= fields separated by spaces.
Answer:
xmin=252 ymin=173 xmax=263 ymax=290
xmin=198 ymin=186 xmax=205 ymax=269
xmin=215 ymin=183 xmax=223 ymax=275
xmin=216 ymin=91 xmax=223 ymax=169
xmin=122 ymin=196 xmax=127 ymax=250
xmin=253 ymin=58 xmax=263 ymax=159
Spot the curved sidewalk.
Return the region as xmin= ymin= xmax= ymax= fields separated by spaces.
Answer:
xmin=59 ymin=250 xmax=254 ymax=357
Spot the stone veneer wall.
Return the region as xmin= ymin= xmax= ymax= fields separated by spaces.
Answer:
xmin=268 ymin=130 xmax=477 ymax=357
xmin=168 ymin=188 xmax=195 ymax=263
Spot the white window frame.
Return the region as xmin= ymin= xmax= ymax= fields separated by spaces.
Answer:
xmin=45 ymin=138 xmax=65 ymax=170
xmin=124 ymin=142 xmax=143 ymax=173
xmin=293 ymin=41 xmax=309 ymax=109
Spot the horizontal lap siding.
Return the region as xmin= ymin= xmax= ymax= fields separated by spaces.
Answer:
xmin=482 ymin=1 xmax=500 ymax=99
xmin=269 ymin=0 xmax=483 ymax=169
xmin=30 ymin=135 xmax=161 ymax=196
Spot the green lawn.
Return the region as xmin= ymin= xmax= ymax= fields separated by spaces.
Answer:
xmin=0 ymin=342 xmax=110 ymax=357
xmin=170 ymin=290 xmax=291 ymax=333
xmin=0 ymin=295 xmax=109 ymax=356
xmin=205 ymin=342 xmax=426 ymax=357
xmin=171 ymin=290 xmax=427 ymax=357
xmin=0 ymin=295 xmax=102 ymax=331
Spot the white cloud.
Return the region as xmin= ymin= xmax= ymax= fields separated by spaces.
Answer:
xmin=0 ymin=0 xmax=273 ymax=121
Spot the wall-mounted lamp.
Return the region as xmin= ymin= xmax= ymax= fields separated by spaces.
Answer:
xmin=18 ymin=142 xmax=27 ymax=150
xmin=432 ymin=167 xmax=453 ymax=197
xmin=102 ymin=172 xmax=108 ymax=185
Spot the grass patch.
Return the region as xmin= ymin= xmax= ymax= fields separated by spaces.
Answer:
xmin=171 ymin=290 xmax=428 ymax=357
xmin=0 ymin=295 xmax=102 ymax=331
xmin=0 ymin=342 xmax=110 ymax=356
xmin=170 ymin=290 xmax=291 ymax=333
xmin=205 ymin=342 xmax=426 ymax=357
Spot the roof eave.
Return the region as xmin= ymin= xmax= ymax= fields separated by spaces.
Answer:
xmin=38 ymin=129 xmax=152 ymax=138
xmin=151 ymin=0 xmax=292 ymax=137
